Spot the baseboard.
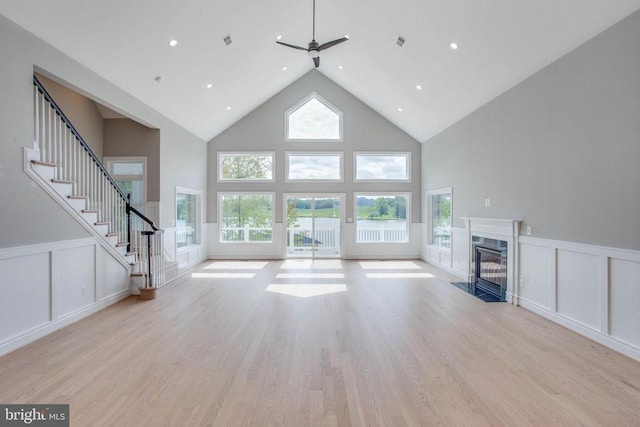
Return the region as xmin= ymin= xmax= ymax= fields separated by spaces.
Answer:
xmin=422 ymin=256 xmax=467 ymax=280
xmin=518 ymin=297 xmax=640 ymax=362
xmin=343 ymin=254 xmax=422 ymax=260
xmin=0 ymin=290 xmax=131 ymax=358
xmin=208 ymin=254 xmax=285 ymax=260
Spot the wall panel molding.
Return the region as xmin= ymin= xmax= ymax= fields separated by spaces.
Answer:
xmin=519 ymin=236 xmax=640 ymax=362
xmin=0 ymin=238 xmax=130 ymax=357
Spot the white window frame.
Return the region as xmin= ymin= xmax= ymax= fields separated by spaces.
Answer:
xmin=218 ymin=192 xmax=275 ymax=244
xmin=285 ymin=92 xmax=344 ymax=142
xmin=285 ymin=152 xmax=344 ymax=182
xmin=283 ymin=193 xmax=346 ymax=259
xmin=426 ymin=187 xmax=453 ymax=251
xmin=175 ymin=186 xmax=202 ymax=251
xmin=354 ymin=192 xmax=411 ymax=244
xmin=353 ymin=152 xmax=411 ymax=182
xmin=217 ymin=151 xmax=275 ymax=182
xmin=104 ymin=156 xmax=147 ymax=204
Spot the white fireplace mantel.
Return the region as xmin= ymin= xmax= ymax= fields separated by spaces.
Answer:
xmin=461 ymin=218 xmax=522 ymax=304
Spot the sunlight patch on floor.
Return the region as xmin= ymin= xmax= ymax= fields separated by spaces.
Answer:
xmin=192 ymin=272 xmax=256 ymax=279
xmin=276 ymin=273 xmax=345 ymax=279
xmin=358 ymin=261 xmax=421 ymax=270
xmin=280 ymin=259 xmax=343 ymax=270
xmin=265 ymin=284 xmax=347 ymax=298
xmin=204 ymin=261 xmax=268 ymax=270
xmin=365 ymin=272 xmax=434 ymax=279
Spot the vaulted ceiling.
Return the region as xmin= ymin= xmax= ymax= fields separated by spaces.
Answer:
xmin=1 ymin=1 xmax=639 ymax=142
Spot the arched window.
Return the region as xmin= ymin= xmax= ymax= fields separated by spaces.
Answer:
xmin=285 ymin=92 xmax=343 ymax=141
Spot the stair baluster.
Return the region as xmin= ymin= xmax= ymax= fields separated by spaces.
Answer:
xmin=32 ymin=75 xmax=164 ymax=289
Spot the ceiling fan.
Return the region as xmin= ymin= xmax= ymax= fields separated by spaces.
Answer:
xmin=276 ymin=0 xmax=349 ymax=68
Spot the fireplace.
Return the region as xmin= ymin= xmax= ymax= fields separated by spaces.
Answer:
xmin=472 ymin=236 xmax=508 ymax=301
xmin=460 ymin=218 xmax=521 ymax=304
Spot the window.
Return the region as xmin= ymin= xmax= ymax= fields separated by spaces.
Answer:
xmin=354 ymin=152 xmax=411 ymax=181
xmin=355 ymin=193 xmax=410 ymax=243
xmin=286 ymin=152 xmax=343 ymax=181
xmin=176 ymin=187 xmax=201 ymax=249
xmin=218 ymin=152 xmax=274 ymax=181
xmin=427 ymin=188 xmax=452 ymax=249
xmin=219 ymin=193 xmax=274 ymax=243
xmin=105 ymin=157 xmax=146 ymax=210
xmin=285 ymin=92 xmax=343 ymax=141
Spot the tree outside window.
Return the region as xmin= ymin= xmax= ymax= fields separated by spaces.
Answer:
xmin=430 ymin=191 xmax=452 ymax=249
xmin=220 ymin=194 xmax=273 ymax=242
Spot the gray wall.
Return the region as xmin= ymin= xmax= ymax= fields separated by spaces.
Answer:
xmin=0 ymin=14 xmax=206 ymax=248
xmin=207 ymin=70 xmax=421 ymax=223
xmin=103 ymin=119 xmax=161 ymax=202
xmin=35 ymin=73 xmax=104 ymax=158
xmin=423 ymin=10 xmax=640 ymax=250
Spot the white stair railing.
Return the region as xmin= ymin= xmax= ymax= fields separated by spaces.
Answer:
xmin=33 ymin=76 xmax=165 ymax=288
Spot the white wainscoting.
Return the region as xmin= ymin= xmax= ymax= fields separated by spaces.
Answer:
xmin=519 ymin=236 xmax=640 ymax=362
xmin=163 ymin=226 xmax=208 ymax=268
xmin=0 ymin=238 xmax=131 ymax=357
xmin=423 ymin=226 xmax=468 ymax=279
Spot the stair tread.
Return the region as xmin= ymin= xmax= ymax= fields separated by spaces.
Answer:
xmin=95 ymin=222 xmax=110 ymax=225
xmin=82 ymin=209 xmax=99 ymax=213
xmin=130 ymin=273 xmax=146 ymax=277
xmin=126 ymin=252 xmax=137 ymax=257
xmin=51 ymin=179 xmax=73 ymax=184
xmin=31 ymin=160 xmax=57 ymax=167
xmin=106 ymin=233 xmax=118 ymax=237
xmin=116 ymin=242 xmax=128 ymax=247
xmin=68 ymin=195 xmax=88 ymax=199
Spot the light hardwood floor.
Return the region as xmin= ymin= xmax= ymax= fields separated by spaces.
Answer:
xmin=1 ymin=259 xmax=639 ymax=426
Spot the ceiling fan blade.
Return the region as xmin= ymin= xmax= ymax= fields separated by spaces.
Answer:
xmin=317 ymin=37 xmax=349 ymax=51
xmin=313 ymin=56 xmax=320 ymax=68
xmin=276 ymin=41 xmax=308 ymax=51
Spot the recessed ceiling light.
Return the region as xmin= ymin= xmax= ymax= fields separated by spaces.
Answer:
xmin=450 ymin=42 xmax=458 ymax=50
xmin=338 ymin=65 xmax=343 ymax=70
xmin=282 ymin=66 xmax=288 ymax=71
xmin=169 ymin=39 xmax=178 ymax=47
xmin=206 ymin=83 xmax=213 ymax=89
xmin=397 ymin=107 xmax=403 ymax=112
xmin=276 ymin=34 xmax=283 ymax=41
xmin=416 ymin=84 xmax=422 ymax=90
xmin=226 ymin=106 xmax=232 ymax=111
xmin=155 ymin=76 xmax=162 ymax=83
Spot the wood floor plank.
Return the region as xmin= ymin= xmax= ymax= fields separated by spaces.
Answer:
xmin=1 ymin=259 xmax=640 ymax=426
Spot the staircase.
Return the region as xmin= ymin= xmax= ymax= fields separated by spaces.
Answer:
xmin=26 ymin=76 xmax=165 ymax=294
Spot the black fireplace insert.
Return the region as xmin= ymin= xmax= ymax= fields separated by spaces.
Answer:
xmin=472 ymin=236 xmax=508 ymax=301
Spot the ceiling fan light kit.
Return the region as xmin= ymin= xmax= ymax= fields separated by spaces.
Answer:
xmin=276 ymin=0 xmax=348 ymax=68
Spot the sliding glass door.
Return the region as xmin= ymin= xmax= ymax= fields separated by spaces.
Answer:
xmin=285 ymin=194 xmax=343 ymax=258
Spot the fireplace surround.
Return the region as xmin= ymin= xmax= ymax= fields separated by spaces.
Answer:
xmin=461 ymin=218 xmax=521 ymax=304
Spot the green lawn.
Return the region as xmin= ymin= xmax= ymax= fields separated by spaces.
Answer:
xmin=356 ymin=206 xmax=402 ymax=220
xmin=292 ymin=206 xmax=404 ymax=220
xmin=294 ymin=207 xmax=340 ymax=218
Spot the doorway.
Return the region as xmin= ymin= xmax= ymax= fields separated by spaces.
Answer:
xmin=284 ymin=194 xmax=344 ymax=258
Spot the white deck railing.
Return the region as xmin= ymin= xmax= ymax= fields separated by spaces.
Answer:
xmin=219 ymin=225 xmax=407 ymax=254
xmin=356 ymin=227 xmax=407 ymax=243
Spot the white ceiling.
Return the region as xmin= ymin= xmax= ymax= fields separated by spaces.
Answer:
xmin=2 ymin=1 xmax=639 ymax=142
